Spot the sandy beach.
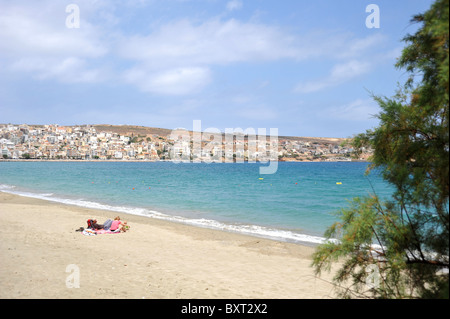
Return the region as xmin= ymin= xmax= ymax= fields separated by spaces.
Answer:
xmin=0 ymin=191 xmax=338 ymax=299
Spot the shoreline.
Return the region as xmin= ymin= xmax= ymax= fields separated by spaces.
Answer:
xmin=0 ymin=191 xmax=338 ymax=299
xmin=0 ymin=159 xmax=367 ymax=163
xmin=0 ymin=186 xmax=329 ymax=246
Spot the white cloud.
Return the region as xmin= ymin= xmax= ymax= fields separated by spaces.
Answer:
xmin=226 ymin=0 xmax=243 ymax=11
xmin=336 ymin=33 xmax=386 ymax=59
xmin=0 ymin=1 xmax=389 ymax=97
xmin=118 ymin=18 xmax=302 ymax=67
xmin=295 ymin=60 xmax=372 ymax=93
xmin=0 ymin=4 xmax=106 ymax=58
xmin=0 ymin=1 xmax=108 ymax=83
xmin=325 ymin=99 xmax=380 ymax=122
xmin=118 ymin=17 xmax=307 ymax=95
xmin=330 ymin=60 xmax=371 ymax=80
xmin=124 ymin=67 xmax=212 ymax=95
xmin=11 ymin=57 xmax=104 ymax=83
xmin=119 ymin=19 xmax=383 ymax=96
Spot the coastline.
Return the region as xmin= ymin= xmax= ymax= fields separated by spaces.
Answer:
xmin=0 ymin=191 xmax=339 ymax=299
xmin=0 ymin=159 xmax=367 ymax=163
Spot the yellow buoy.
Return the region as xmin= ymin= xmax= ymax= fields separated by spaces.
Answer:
xmin=336 ymin=182 xmax=342 ymax=185
xmin=259 ymin=178 xmax=264 ymax=180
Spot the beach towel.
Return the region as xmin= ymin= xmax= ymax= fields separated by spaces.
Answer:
xmin=82 ymin=229 xmax=97 ymax=236
xmin=94 ymin=229 xmax=121 ymax=235
xmin=81 ymin=228 xmax=121 ymax=236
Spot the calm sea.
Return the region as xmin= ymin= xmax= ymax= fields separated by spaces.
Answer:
xmin=0 ymin=161 xmax=393 ymax=245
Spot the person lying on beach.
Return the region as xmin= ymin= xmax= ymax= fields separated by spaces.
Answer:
xmin=93 ymin=219 xmax=104 ymax=230
xmin=109 ymin=216 xmax=123 ymax=232
xmin=87 ymin=219 xmax=104 ymax=230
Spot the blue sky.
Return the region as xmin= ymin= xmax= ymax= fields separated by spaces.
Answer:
xmin=0 ymin=0 xmax=434 ymax=137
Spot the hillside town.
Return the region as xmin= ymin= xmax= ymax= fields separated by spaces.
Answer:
xmin=0 ymin=124 xmax=371 ymax=162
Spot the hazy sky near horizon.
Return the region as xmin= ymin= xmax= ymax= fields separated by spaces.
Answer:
xmin=0 ymin=0 xmax=434 ymax=137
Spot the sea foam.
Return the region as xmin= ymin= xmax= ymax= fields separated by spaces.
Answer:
xmin=0 ymin=184 xmax=330 ymax=246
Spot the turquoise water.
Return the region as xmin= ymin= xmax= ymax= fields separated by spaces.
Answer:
xmin=0 ymin=161 xmax=393 ymax=244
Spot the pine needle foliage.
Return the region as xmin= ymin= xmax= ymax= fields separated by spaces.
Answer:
xmin=312 ymin=0 xmax=449 ymax=299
